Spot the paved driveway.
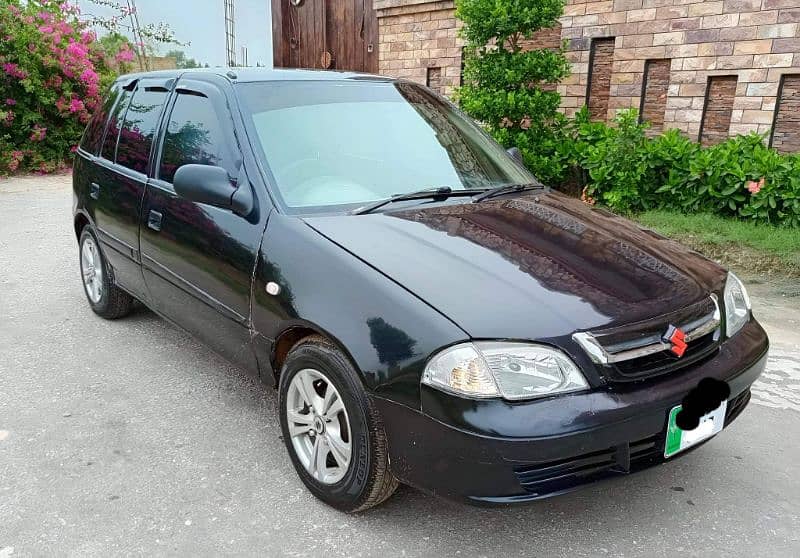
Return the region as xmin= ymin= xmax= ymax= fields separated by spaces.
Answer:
xmin=1 ymin=175 xmax=798 ymax=557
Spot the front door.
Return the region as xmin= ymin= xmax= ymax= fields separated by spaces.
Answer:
xmin=271 ymin=0 xmax=379 ymax=73
xmin=139 ymin=78 xmax=265 ymax=371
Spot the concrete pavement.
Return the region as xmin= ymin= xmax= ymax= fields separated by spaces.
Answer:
xmin=1 ymin=174 xmax=798 ymax=557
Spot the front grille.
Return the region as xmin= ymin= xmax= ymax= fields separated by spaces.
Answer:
xmin=513 ymin=434 xmax=663 ymax=496
xmin=573 ymin=295 xmax=722 ymax=382
xmin=612 ymin=330 xmax=719 ymax=379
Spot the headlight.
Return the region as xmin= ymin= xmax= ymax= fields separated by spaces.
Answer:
xmin=422 ymin=342 xmax=588 ymax=400
xmin=724 ymin=272 xmax=751 ymax=337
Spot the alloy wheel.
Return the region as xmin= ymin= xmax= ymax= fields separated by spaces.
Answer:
xmin=285 ymin=368 xmax=352 ymax=485
xmin=80 ymin=236 xmax=104 ymax=303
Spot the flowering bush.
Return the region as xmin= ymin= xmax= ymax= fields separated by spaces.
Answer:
xmin=542 ymin=108 xmax=800 ymax=227
xmin=0 ymin=0 xmax=125 ymax=175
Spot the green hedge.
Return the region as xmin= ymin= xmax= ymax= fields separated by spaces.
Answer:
xmin=518 ymin=108 xmax=800 ymax=228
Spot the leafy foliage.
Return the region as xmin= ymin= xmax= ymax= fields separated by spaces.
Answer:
xmin=0 ymin=0 xmax=131 ymax=175
xmin=549 ymin=108 xmax=800 ymax=227
xmin=165 ymin=50 xmax=201 ymax=70
xmin=455 ymin=0 xmax=570 ymax=182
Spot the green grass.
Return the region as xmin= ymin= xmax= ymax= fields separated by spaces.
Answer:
xmin=634 ymin=210 xmax=800 ymax=278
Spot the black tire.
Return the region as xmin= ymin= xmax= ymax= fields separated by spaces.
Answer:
xmin=78 ymin=227 xmax=134 ymax=320
xmin=278 ymin=335 xmax=398 ymax=512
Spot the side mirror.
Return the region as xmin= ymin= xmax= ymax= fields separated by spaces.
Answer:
xmin=507 ymin=146 xmax=524 ymax=166
xmin=173 ymin=164 xmax=252 ymax=215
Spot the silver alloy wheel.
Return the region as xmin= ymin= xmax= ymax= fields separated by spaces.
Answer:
xmin=286 ymin=368 xmax=352 ymax=485
xmin=80 ymin=236 xmax=104 ymax=304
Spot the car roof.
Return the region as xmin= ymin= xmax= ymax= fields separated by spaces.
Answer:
xmin=116 ymin=67 xmax=394 ymax=85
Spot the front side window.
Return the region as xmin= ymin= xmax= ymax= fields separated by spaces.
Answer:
xmin=100 ymin=88 xmax=132 ymax=161
xmin=116 ymin=87 xmax=167 ymax=174
xmin=159 ymin=92 xmax=229 ymax=183
xmin=237 ymin=80 xmax=534 ymax=214
xmin=80 ymin=84 xmax=120 ymax=155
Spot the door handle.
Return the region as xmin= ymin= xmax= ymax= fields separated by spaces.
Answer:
xmin=148 ymin=210 xmax=162 ymax=232
xmin=90 ymin=182 xmax=100 ymax=200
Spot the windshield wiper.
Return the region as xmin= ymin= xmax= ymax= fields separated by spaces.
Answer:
xmin=472 ymin=182 xmax=544 ymax=203
xmin=351 ymin=187 xmax=478 ymax=215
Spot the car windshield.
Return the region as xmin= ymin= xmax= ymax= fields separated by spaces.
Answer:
xmin=237 ymin=79 xmax=535 ymax=214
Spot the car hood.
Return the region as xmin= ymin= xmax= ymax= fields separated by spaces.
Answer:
xmin=302 ymin=192 xmax=726 ymax=340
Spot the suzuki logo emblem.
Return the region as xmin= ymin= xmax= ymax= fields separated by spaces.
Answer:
xmin=663 ymin=325 xmax=688 ymax=357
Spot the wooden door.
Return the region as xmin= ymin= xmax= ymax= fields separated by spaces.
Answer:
xmin=272 ymin=0 xmax=378 ymax=73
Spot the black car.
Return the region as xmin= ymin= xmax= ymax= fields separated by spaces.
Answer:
xmin=73 ymin=68 xmax=768 ymax=512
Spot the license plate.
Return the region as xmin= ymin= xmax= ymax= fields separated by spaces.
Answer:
xmin=664 ymin=400 xmax=727 ymax=458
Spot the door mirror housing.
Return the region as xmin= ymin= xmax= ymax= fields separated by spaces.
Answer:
xmin=173 ymin=164 xmax=253 ymax=215
xmin=507 ymin=146 xmax=525 ymax=166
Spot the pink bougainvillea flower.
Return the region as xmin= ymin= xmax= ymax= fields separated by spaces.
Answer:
xmin=38 ymin=24 xmax=54 ymax=34
xmin=5 ymin=99 xmax=16 ymax=106
xmin=116 ymin=48 xmax=135 ymax=63
xmin=30 ymin=125 xmax=47 ymax=142
xmin=69 ymin=98 xmax=85 ymax=113
xmin=70 ymin=145 xmax=79 ymax=153
xmin=79 ymin=68 xmax=99 ymax=85
xmin=66 ymin=41 xmax=88 ymax=58
xmin=3 ymin=63 xmax=28 ymax=80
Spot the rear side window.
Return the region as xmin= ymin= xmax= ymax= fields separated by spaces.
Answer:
xmin=116 ymin=87 xmax=168 ymax=174
xmin=80 ymin=85 xmax=120 ymax=155
xmin=159 ymin=92 xmax=229 ymax=183
xmin=101 ymin=88 xmax=132 ymax=161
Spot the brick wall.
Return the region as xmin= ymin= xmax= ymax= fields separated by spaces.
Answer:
xmin=588 ymin=38 xmax=616 ymax=119
xmin=375 ymin=0 xmax=800 ymax=147
xmin=771 ymin=73 xmax=800 ymax=152
xmin=641 ymin=58 xmax=671 ymax=133
xmin=375 ymin=0 xmax=464 ymax=98
xmin=700 ymin=75 xmax=739 ymax=145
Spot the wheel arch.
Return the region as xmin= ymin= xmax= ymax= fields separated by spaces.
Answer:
xmin=74 ymin=211 xmax=91 ymax=240
xmin=270 ymin=321 xmax=365 ymax=390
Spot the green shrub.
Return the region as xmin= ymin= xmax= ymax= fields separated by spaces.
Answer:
xmin=455 ymin=0 xmax=571 ymax=184
xmin=535 ymin=108 xmax=800 ymax=227
xmin=452 ymin=0 xmax=798 ymax=226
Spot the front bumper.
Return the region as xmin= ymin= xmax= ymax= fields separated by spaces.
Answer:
xmin=372 ymin=320 xmax=768 ymax=504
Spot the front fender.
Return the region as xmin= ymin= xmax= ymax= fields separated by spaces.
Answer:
xmin=251 ymin=213 xmax=467 ymax=409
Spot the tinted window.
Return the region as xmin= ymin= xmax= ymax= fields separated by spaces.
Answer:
xmin=116 ymin=87 xmax=167 ymax=174
xmin=159 ymin=92 xmax=229 ymax=183
xmin=80 ymin=84 xmax=120 ymax=155
xmin=100 ymin=88 xmax=132 ymax=161
xmin=237 ymin=81 xmax=534 ymax=213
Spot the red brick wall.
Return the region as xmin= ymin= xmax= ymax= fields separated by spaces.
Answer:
xmin=426 ymin=66 xmax=443 ymax=93
xmin=772 ymin=74 xmax=800 ymax=153
xmin=641 ymin=59 xmax=670 ymax=133
xmin=518 ymin=23 xmax=563 ymax=51
xmin=588 ymin=38 xmax=616 ymax=120
xmin=700 ymin=75 xmax=739 ymax=146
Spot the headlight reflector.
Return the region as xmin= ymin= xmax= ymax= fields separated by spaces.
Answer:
xmin=724 ymin=272 xmax=751 ymax=337
xmin=422 ymin=342 xmax=588 ymax=400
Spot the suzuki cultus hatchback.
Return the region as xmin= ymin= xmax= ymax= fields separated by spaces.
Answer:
xmin=73 ymin=69 xmax=768 ymax=511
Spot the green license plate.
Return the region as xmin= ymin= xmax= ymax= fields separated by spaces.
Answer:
xmin=664 ymin=400 xmax=727 ymax=458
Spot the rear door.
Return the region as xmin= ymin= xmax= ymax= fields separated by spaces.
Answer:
xmin=89 ymin=78 xmax=171 ymax=300
xmin=139 ymin=78 xmax=263 ymax=370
